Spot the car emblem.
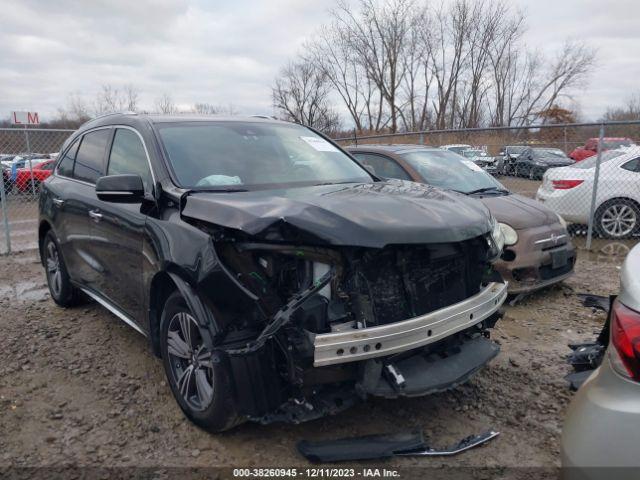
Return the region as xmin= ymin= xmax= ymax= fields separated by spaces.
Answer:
xmin=550 ymin=233 xmax=558 ymax=245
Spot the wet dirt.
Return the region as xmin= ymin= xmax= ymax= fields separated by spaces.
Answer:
xmin=0 ymin=239 xmax=632 ymax=471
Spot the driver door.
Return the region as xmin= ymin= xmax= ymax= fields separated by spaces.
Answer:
xmin=85 ymin=128 xmax=154 ymax=323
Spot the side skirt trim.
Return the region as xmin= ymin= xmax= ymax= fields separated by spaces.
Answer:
xmin=79 ymin=287 xmax=147 ymax=337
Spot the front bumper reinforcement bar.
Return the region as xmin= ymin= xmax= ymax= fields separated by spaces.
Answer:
xmin=313 ymin=281 xmax=508 ymax=367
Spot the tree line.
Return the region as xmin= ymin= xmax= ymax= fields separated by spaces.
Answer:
xmin=272 ymin=0 xmax=597 ymax=135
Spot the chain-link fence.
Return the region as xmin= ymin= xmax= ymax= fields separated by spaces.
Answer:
xmin=0 ymin=128 xmax=74 ymax=254
xmin=335 ymin=121 xmax=640 ymax=252
xmin=1 ymin=122 xmax=639 ymax=257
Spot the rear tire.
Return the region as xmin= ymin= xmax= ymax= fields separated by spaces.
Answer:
xmin=43 ymin=231 xmax=82 ymax=307
xmin=160 ymin=291 xmax=243 ymax=432
xmin=595 ymin=199 xmax=640 ymax=239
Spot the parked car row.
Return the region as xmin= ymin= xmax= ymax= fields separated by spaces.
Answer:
xmin=0 ymin=153 xmax=58 ymax=197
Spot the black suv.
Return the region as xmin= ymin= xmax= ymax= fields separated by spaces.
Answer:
xmin=39 ymin=114 xmax=507 ymax=431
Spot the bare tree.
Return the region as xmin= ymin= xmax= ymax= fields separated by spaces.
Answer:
xmin=273 ymin=0 xmax=596 ymax=133
xmin=603 ymin=93 xmax=640 ymax=121
xmin=155 ymin=93 xmax=176 ymax=114
xmin=123 ymin=84 xmax=139 ymax=112
xmin=272 ymin=58 xmax=342 ymax=133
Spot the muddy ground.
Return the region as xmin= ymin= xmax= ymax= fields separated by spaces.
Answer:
xmin=0 ymin=238 xmax=632 ymax=475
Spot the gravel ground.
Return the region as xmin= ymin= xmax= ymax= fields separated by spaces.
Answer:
xmin=0 ymin=238 xmax=632 ymax=475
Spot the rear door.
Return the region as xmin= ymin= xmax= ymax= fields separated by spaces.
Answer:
xmin=58 ymin=128 xmax=112 ymax=288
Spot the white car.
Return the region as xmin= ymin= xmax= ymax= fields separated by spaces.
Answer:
xmin=440 ymin=144 xmax=472 ymax=155
xmin=536 ymin=149 xmax=640 ymax=238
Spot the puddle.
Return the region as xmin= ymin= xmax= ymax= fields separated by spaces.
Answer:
xmin=0 ymin=281 xmax=49 ymax=302
xmin=572 ymin=237 xmax=638 ymax=265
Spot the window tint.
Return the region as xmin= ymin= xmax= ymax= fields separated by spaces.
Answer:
xmin=74 ymin=129 xmax=110 ymax=183
xmin=57 ymin=138 xmax=80 ymax=177
xmin=621 ymin=157 xmax=640 ymax=172
xmin=107 ymin=129 xmax=152 ymax=190
xmin=353 ymin=153 xmax=411 ymax=180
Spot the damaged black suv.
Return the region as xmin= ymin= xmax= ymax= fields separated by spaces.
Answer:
xmin=39 ymin=114 xmax=507 ymax=431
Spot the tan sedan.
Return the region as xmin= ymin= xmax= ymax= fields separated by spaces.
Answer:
xmin=347 ymin=145 xmax=576 ymax=293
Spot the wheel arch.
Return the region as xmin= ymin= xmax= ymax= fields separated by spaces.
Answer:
xmin=148 ymin=266 xmax=221 ymax=357
xmin=38 ymin=220 xmax=53 ymax=265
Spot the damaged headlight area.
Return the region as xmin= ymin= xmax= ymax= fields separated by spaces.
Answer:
xmin=488 ymin=216 xmax=505 ymax=259
xmin=211 ymin=236 xmax=506 ymax=424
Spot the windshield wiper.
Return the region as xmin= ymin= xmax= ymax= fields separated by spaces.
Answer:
xmin=466 ymin=187 xmax=510 ymax=195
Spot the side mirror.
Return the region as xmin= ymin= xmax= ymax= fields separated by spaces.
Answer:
xmin=96 ymin=174 xmax=144 ymax=202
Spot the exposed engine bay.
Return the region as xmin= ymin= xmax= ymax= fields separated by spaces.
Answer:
xmin=209 ymin=233 xmax=506 ymax=424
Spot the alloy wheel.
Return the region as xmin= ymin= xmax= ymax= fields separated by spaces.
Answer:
xmin=166 ymin=312 xmax=215 ymax=411
xmin=45 ymin=240 xmax=63 ymax=298
xmin=600 ymin=203 xmax=637 ymax=238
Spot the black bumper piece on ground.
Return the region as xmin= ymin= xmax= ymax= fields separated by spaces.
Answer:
xmin=298 ymin=429 xmax=500 ymax=462
xmin=360 ymin=335 xmax=500 ymax=398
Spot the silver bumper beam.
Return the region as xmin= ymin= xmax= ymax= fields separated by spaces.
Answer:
xmin=313 ymin=282 xmax=508 ymax=367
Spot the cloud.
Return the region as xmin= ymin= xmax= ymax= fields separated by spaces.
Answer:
xmin=0 ymin=0 xmax=638 ymax=122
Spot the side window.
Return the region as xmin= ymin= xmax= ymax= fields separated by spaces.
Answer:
xmin=621 ymin=157 xmax=640 ymax=172
xmin=107 ymin=129 xmax=153 ymax=191
xmin=57 ymin=138 xmax=80 ymax=177
xmin=353 ymin=153 xmax=411 ymax=180
xmin=40 ymin=162 xmax=55 ymax=171
xmin=74 ymin=129 xmax=110 ymax=184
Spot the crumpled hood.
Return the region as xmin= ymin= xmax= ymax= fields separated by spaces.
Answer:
xmin=478 ymin=193 xmax=558 ymax=230
xmin=181 ymin=180 xmax=493 ymax=248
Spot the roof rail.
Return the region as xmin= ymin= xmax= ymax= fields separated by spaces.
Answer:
xmin=92 ymin=111 xmax=137 ymax=120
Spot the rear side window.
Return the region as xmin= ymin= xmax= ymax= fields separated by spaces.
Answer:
xmin=621 ymin=157 xmax=640 ymax=172
xmin=107 ymin=129 xmax=153 ymax=191
xmin=74 ymin=129 xmax=110 ymax=183
xmin=57 ymin=138 xmax=80 ymax=177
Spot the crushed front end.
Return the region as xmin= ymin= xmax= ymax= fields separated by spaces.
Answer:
xmin=212 ymin=234 xmax=507 ymax=424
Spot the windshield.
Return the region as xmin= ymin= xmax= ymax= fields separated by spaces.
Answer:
xmin=157 ymin=122 xmax=372 ymax=190
xmin=570 ymin=150 xmax=625 ymax=169
xmin=506 ymin=146 xmax=527 ymax=154
xmin=402 ymin=150 xmax=506 ymax=194
xmin=462 ymin=149 xmax=486 ymax=157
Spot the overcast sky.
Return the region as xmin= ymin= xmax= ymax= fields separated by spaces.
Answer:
xmin=0 ymin=0 xmax=638 ymax=122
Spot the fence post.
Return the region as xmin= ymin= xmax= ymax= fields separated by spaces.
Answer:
xmin=419 ymin=133 xmax=424 ymax=145
xmin=0 ymin=171 xmax=10 ymax=254
xmin=563 ymin=126 xmax=568 ymax=153
xmin=585 ymin=124 xmax=605 ymax=250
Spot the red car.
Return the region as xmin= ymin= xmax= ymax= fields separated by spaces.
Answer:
xmin=568 ymin=137 xmax=634 ymax=161
xmin=15 ymin=159 xmax=55 ymax=193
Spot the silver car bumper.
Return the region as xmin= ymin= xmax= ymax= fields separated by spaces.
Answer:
xmin=562 ymin=353 xmax=640 ymax=475
xmin=313 ymin=282 xmax=507 ymax=367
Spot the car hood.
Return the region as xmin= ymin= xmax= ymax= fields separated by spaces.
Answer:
xmin=181 ymin=180 xmax=493 ymax=248
xmin=477 ymin=193 xmax=558 ymax=230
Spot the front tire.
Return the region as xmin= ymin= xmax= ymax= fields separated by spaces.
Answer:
xmin=43 ymin=231 xmax=82 ymax=307
xmin=160 ymin=291 xmax=242 ymax=432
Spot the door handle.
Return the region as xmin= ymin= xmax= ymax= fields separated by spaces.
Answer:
xmin=52 ymin=198 xmax=64 ymax=207
xmin=89 ymin=210 xmax=103 ymax=222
